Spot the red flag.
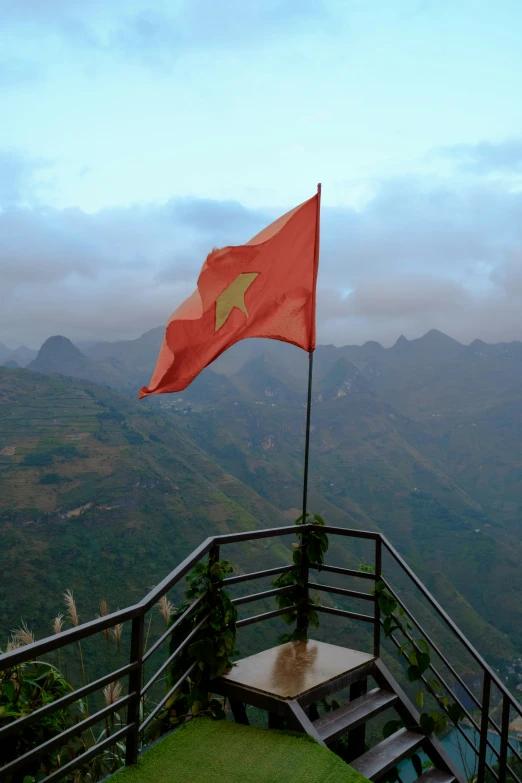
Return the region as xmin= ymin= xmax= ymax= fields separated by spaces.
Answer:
xmin=139 ymin=188 xmax=321 ymax=398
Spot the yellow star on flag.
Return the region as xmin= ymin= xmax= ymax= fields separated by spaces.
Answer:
xmin=215 ymin=272 xmax=259 ymax=331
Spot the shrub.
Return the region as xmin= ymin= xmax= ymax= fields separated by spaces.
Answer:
xmin=52 ymin=445 xmax=81 ymax=459
xmin=22 ymin=453 xmax=53 ymax=467
xmin=39 ymin=473 xmax=61 ymax=484
xmin=124 ymin=429 xmax=145 ymax=445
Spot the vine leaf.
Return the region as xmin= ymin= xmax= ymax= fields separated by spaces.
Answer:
xmin=420 ymin=712 xmax=435 ymax=735
xmin=447 ymin=703 xmax=464 ymax=724
xmin=383 ymin=719 xmax=403 ymax=738
xmin=411 ymin=753 xmax=423 ymax=778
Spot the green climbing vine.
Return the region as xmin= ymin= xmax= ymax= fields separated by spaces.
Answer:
xmin=271 ymin=514 xmax=329 ymax=642
xmin=154 ymin=556 xmax=238 ymax=735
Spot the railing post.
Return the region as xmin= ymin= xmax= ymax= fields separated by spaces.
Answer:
xmin=209 ymin=542 xmax=220 ymax=605
xmin=498 ymin=691 xmax=510 ymax=783
xmin=297 ymin=525 xmax=310 ymax=638
xmin=373 ymin=536 xmax=382 ymax=658
xmin=477 ymin=672 xmax=491 ymax=783
xmin=209 ymin=542 xmax=220 ymax=610
xmin=125 ymin=612 xmax=145 ymax=766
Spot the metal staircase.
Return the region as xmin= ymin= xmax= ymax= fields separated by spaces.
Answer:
xmin=218 ymin=649 xmax=463 ymax=782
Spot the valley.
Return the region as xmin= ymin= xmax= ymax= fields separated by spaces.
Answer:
xmin=1 ymin=328 xmax=522 ymax=690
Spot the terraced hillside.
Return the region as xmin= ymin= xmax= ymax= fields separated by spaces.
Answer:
xmin=0 ymin=367 xmax=290 ymax=641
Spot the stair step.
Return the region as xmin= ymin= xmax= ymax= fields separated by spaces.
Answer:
xmin=350 ymin=728 xmax=425 ymax=781
xmin=415 ymin=770 xmax=456 ymax=783
xmin=314 ymin=688 xmax=398 ymax=744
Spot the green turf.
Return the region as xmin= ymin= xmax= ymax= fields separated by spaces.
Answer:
xmin=111 ymin=718 xmax=370 ymax=783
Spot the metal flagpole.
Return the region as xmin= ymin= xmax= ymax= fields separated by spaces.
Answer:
xmin=301 ymin=183 xmax=321 ymax=523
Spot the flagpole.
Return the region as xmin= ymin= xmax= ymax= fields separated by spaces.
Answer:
xmin=302 ymin=183 xmax=321 ymax=523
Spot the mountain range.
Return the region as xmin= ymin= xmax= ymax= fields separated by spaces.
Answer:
xmin=0 ymin=342 xmax=38 ymax=368
xmin=2 ymin=327 xmax=522 ymax=682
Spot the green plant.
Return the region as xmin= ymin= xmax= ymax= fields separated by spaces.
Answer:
xmin=39 ymin=474 xmax=61 ymax=485
xmin=271 ymin=514 xmax=329 ymax=642
xmin=0 ymin=658 xmax=75 ymax=780
xmin=1 ymin=592 xmax=132 ymax=783
xmin=152 ymin=556 xmax=237 ymax=734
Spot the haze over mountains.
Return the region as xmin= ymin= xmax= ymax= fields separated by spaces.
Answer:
xmin=2 ymin=327 xmax=522 ymax=685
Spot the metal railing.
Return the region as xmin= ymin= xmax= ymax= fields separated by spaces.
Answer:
xmin=0 ymin=524 xmax=520 ymax=783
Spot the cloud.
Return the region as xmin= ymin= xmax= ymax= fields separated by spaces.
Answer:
xmin=348 ymin=276 xmax=467 ymax=318
xmin=436 ymin=138 xmax=522 ymax=174
xmin=2 ymin=0 xmax=329 ymax=70
xmin=3 ymin=153 xmax=522 ymax=348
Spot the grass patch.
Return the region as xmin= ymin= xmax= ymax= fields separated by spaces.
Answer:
xmin=111 ymin=718 xmax=369 ymax=783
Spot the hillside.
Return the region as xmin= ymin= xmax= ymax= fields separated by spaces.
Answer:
xmin=167 ymin=354 xmax=522 ymax=662
xmin=0 ymin=366 xmax=291 ymax=641
xmin=3 ymin=327 xmax=522 ymax=673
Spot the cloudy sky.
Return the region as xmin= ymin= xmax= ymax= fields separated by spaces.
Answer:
xmin=2 ymin=0 xmax=522 ymax=349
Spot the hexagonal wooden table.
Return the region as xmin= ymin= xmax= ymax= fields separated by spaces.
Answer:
xmin=212 ymin=639 xmax=375 ymax=743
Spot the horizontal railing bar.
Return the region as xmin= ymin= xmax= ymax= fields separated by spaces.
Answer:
xmin=310 ymin=583 xmax=375 ymax=601
xmin=309 ymin=563 xmax=376 ymax=580
xmin=41 ymin=724 xmax=131 ymax=783
xmin=0 ymin=693 xmax=135 ymax=776
xmin=143 ymin=593 xmax=207 ymax=663
xmin=214 ymin=524 xmax=312 ymax=544
xmin=314 ymin=605 xmax=375 ymax=623
xmin=236 ymin=605 xmax=298 ymax=628
xmin=484 ymin=692 xmax=522 ymax=767
xmin=142 ymin=614 xmax=209 ymax=694
xmin=382 ymin=535 xmax=522 ymax=716
xmin=321 ymin=525 xmax=380 ymax=541
xmin=231 ymin=585 xmax=295 ymax=607
xmin=0 ymin=606 xmax=140 ymax=669
xmin=140 ymin=661 xmax=198 ymax=734
xmin=223 ymin=565 xmax=294 ymax=585
xmin=487 ymin=764 xmax=501 ymax=782
xmin=138 ymin=537 xmax=214 ymax=611
xmin=0 ymin=528 xmax=377 ymax=669
xmin=381 ymin=579 xmax=482 ymax=710
xmin=0 ymin=662 xmax=136 ymax=739
xmin=506 ymin=739 xmax=522 ymax=769
xmin=507 ymin=766 xmax=522 ymax=783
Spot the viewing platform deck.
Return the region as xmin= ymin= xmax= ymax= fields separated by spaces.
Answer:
xmin=110 ymin=717 xmax=368 ymax=783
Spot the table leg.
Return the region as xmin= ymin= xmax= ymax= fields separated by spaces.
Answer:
xmin=229 ymin=699 xmax=249 ymax=725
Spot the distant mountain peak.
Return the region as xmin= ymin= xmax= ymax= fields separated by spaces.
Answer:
xmin=420 ymin=329 xmax=462 ymax=346
xmin=393 ymin=335 xmax=410 ymax=350
xmin=362 ymin=340 xmax=384 ymax=352
xmin=27 ymin=335 xmax=129 ymax=388
xmin=36 ymin=335 xmax=84 ymax=361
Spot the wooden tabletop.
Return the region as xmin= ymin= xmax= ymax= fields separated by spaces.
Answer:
xmin=220 ymin=640 xmax=375 ymax=700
